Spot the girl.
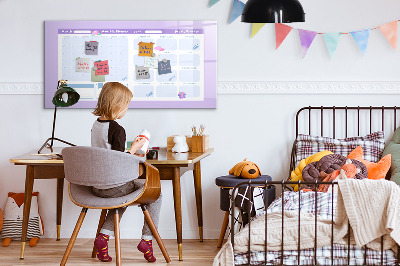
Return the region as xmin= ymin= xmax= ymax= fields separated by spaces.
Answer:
xmin=91 ymin=82 xmax=161 ymax=263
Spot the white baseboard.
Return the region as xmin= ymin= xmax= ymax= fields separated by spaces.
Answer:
xmin=1 ymin=81 xmax=400 ymax=95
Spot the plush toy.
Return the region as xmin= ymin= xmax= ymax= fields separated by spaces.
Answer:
xmin=289 ymin=150 xmax=333 ymax=191
xmin=317 ymin=160 xmax=360 ymax=193
xmin=229 ymin=159 xmax=261 ymax=179
xmin=301 ymin=154 xmax=368 ymax=191
xmin=172 ymin=135 xmax=189 ymax=153
xmin=348 ymin=146 xmax=391 ymax=180
xmin=1 ymin=192 xmax=44 ymax=247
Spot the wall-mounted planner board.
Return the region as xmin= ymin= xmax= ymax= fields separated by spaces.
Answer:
xmin=45 ymin=21 xmax=217 ymax=109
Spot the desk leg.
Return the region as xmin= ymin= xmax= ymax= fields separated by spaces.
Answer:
xmin=56 ymin=178 xmax=64 ymax=241
xmin=172 ymin=167 xmax=183 ymax=261
xmin=193 ymin=161 xmax=203 ymax=242
xmin=20 ymin=165 xmax=35 ymax=259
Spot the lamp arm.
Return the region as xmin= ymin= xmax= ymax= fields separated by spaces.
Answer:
xmin=37 ymin=106 xmax=76 ymax=154
xmin=50 ymin=106 xmax=57 ymax=148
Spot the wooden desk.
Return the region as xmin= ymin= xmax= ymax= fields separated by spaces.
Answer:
xmin=10 ymin=147 xmax=213 ymax=261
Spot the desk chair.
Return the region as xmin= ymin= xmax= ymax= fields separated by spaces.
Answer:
xmin=60 ymin=146 xmax=171 ymax=265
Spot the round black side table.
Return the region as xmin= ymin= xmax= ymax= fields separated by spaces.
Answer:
xmin=215 ymin=175 xmax=275 ymax=248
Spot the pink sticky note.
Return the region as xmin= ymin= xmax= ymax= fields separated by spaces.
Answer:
xmin=94 ymin=60 xmax=109 ymax=76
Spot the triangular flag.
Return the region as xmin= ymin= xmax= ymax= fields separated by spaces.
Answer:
xmin=229 ymin=0 xmax=245 ymax=24
xmin=351 ymin=29 xmax=370 ymax=55
xmin=251 ymin=23 xmax=266 ymax=38
xmin=378 ymin=21 xmax=398 ymax=50
xmin=275 ymin=23 xmax=293 ymax=49
xmin=323 ymin=33 xmax=341 ymax=58
xmin=209 ymin=0 xmax=220 ymax=7
xmin=298 ymin=29 xmax=317 ymax=58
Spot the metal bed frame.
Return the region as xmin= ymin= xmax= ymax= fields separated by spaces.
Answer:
xmin=230 ymin=106 xmax=400 ymax=266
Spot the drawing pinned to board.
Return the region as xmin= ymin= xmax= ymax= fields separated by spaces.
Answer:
xmin=138 ymin=42 xmax=155 ymax=57
xmin=94 ymin=60 xmax=109 ymax=76
xmin=75 ymin=58 xmax=91 ymax=72
xmin=158 ymin=59 xmax=172 ymax=75
xmin=91 ymin=68 xmax=105 ymax=82
xmin=178 ymin=92 xmax=186 ymax=99
xmin=85 ymin=41 xmax=99 ymax=55
xmin=136 ymin=66 xmax=150 ymax=79
xmin=144 ymin=57 xmax=158 ymax=68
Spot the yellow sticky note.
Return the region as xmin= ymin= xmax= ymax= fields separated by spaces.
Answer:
xmin=138 ymin=42 xmax=155 ymax=57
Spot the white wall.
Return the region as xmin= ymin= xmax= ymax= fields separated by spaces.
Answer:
xmin=1 ymin=0 xmax=400 ymax=239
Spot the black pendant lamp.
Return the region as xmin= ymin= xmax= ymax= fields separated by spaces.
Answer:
xmin=242 ymin=0 xmax=305 ymax=23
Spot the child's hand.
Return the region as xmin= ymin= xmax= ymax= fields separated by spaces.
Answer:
xmin=134 ymin=149 xmax=149 ymax=157
xmin=128 ymin=137 xmax=147 ymax=154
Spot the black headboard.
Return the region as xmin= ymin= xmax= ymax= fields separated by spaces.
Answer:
xmin=289 ymin=106 xmax=400 ymax=179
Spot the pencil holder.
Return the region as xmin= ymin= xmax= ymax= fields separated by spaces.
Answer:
xmin=191 ymin=135 xmax=209 ymax=153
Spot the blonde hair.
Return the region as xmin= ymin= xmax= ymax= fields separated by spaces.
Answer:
xmin=93 ymin=82 xmax=133 ymax=120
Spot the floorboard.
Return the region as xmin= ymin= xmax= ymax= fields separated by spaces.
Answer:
xmin=0 ymin=239 xmax=223 ymax=265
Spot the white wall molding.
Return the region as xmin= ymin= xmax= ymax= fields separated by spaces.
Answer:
xmin=1 ymin=81 xmax=400 ymax=95
xmin=0 ymin=82 xmax=43 ymax=94
xmin=218 ymin=81 xmax=400 ymax=94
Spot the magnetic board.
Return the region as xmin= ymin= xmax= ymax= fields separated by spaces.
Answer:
xmin=45 ymin=21 xmax=217 ymax=108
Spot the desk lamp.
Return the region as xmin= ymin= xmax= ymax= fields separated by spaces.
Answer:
xmin=38 ymin=80 xmax=80 ymax=154
xmin=241 ymin=0 xmax=305 ymax=23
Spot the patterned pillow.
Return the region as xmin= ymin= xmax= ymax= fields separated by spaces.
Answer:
xmin=294 ymin=131 xmax=385 ymax=166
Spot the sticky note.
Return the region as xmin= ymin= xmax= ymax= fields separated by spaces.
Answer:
xmin=138 ymin=42 xmax=154 ymax=57
xmin=144 ymin=57 xmax=158 ymax=69
xmin=85 ymin=41 xmax=98 ymax=55
xmin=158 ymin=60 xmax=172 ymax=75
xmin=94 ymin=60 xmax=109 ymax=76
xmin=75 ymin=58 xmax=91 ymax=72
xmin=91 ymin=68 xmax=105 ymax=82
xmin=136 ymin=66 xmax=150 ymax=79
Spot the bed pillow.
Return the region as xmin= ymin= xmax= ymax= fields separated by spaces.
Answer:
xmin=382 ymin=126 xmax=400 ymax=184
xmin=348 ymin=146 xmax=391 ymax=180
xmin=294 ymin=131 xmax=385 ymax=167
xmin=289 ymin=150 xmax=333 ymax=191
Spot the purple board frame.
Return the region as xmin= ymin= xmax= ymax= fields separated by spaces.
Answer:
xmin=45 ymin=21 xmax=217 ymax=109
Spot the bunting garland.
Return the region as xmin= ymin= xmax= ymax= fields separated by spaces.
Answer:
xmin=208 ymin=1 xmax=399 ymax=59
xmin=251 ymin=23 xmax=266 ymax=38
xmin=378 ymin=21 xmax=398 ymax=50
xmin=229 ymin=0 xmax=245 ymax=24
xmin=323 ymin=33 xmax=341 ymax=58
xmin=298 ymin=30 xmax=317 ymax=58
xmin=209 ymin=0 xmax=220 ymax=8
xmin=275 ymin=23 xmax=292 ymax=49
xmin=351 ymin=29 xmax=370 ymax=55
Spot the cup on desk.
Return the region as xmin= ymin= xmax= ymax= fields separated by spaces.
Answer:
xmin=146 ymin=150 xmax=158 ymax=160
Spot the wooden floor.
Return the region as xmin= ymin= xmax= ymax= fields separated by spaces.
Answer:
xmin=0 ymin=239 xmax=221 ymax=265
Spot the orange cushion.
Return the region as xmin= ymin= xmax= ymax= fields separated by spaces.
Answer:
xmin=347 ymin=146 xmax=391 ymax=180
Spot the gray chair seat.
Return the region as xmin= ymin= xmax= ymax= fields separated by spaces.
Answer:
xmin=69 ymin=180 xmax=145 ymax=208
xmin=61 ymin=146 xmax=170 ymax=265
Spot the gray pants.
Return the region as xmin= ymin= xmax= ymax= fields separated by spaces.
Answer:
xmin=92 ymin=180 xmax=162 ymax=240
